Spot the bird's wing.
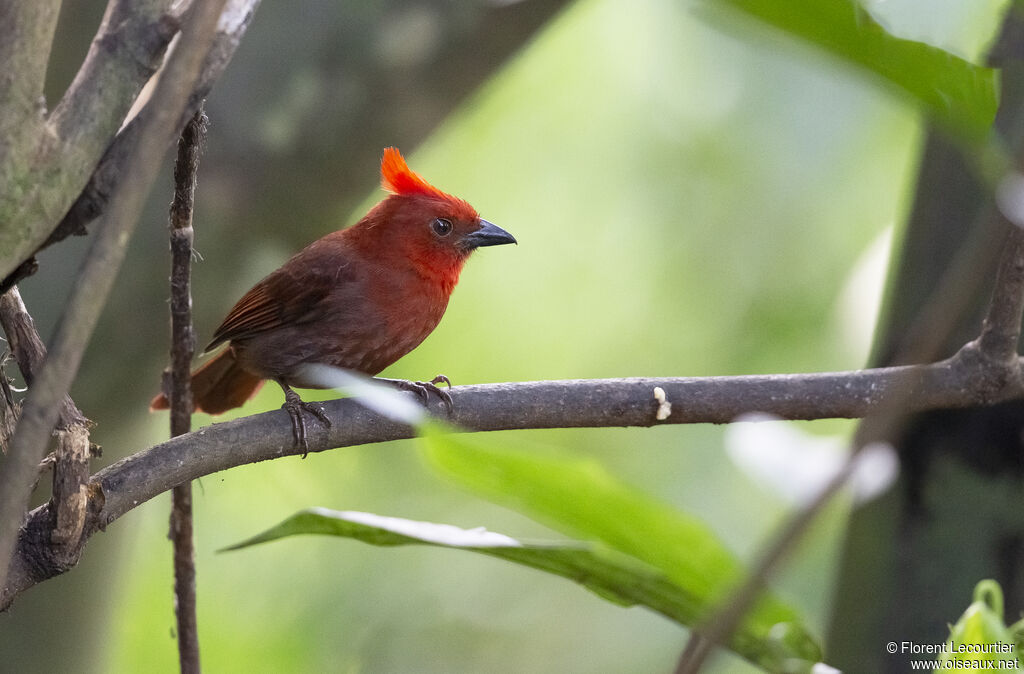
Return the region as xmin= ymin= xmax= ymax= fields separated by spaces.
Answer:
xmin=204 ymin=240 xmax=356 ymax=352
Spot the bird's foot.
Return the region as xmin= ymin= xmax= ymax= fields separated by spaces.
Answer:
xmin=383 ymin=375 xmax=453 ymax=415
xmin=280 ymin=385 xmax=331 ymax=458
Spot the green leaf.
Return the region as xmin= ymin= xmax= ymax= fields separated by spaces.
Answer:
xmin=420 ymin=428 xmax=823 ymax=671
xmin=224 ymin=508 xmax=715 ymax=619
xmin=699 ymin=0 xmax=999 ymax=143
xmin=938 ymin=579 xmax=1023 ymax=672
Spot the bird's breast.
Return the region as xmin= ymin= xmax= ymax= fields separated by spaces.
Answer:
xmin=320 ymin=268 xmax=450 ymax=375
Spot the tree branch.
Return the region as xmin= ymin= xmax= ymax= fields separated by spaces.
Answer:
xmin=0 ymin=288 xmax=88 ymax=430
xmin=48 ymin=0 xmax=179 ymax=147
xmin=0 ymin=0 xmax=61 ymax=289
xmin=977 ymin=223 xmax=1024 ymax=363
xmin=0 ymin=0 xmax=60 ymax=157
xmin=166 ymin=107 xmax=206 ymax=674
xmin=0 ymin=0 xmax=262 ymax=294
xmin=0 ymin=2 xmax=61 ymax=105
xmin=0 ymin=287 xmax=93 ymax=550
xmin=0 ymin=0 xmax=178 ymax=284
xmin=2 ymin=348 xmax=1022 ymax=610
xmin=0 ymin=0 xmax=229 ymax=599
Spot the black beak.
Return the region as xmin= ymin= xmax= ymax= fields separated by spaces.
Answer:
xmin=463 ymin=219 xmax=517 ymax=249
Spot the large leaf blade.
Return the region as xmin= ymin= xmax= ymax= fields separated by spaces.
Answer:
xmin=701 ymin=0 xmax=999 ymax=143
xmin=225 ymin=508 xmax=705 ymax=619
xmin=420 ymin=430 xmax=823 ymax=670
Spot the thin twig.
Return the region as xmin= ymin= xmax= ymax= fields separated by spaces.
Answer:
xmin=674 ymin=457 xmax=857 ymax=673
xmin=0 ymin=354 xmax=19 ymax=455
xmin=166 ymin=108 xmax=206 ymax=674
xmin=0 ymin=0 xmax=230 ymax=596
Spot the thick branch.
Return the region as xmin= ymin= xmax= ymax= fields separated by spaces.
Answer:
xmin=3 ymin=350 xmax=1022 ymax=609
xmin=0 ymin=1 xmax=61 ymax=289
xmin=48 ymin=0 xmax=178 ymax=146
xmin=0 ymin=0 xmax=229 ymax=596
xmin=0 ymin=1 xmax=60 ymax=112
xmin=0 ymin=0 xmax=177 ymax=283
xmin=0 ymin=0 xmax=262 ymax=294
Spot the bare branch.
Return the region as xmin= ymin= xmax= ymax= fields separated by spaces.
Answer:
xmin=0 ymin=0 xmax=60 ymax=186
xmin=2 ymin=348 xmax=1022 ymax=609
xmin=0 ymin=356 xmax=20 ymax=455
xmin=0 ymin=287 xmax=94 ymax=550
xmin=0 ymin=288 xmax=88 ymax=430
xmin=0 ymin=0 xmax=262 ymax=293
xmin=48 ymin=0 xmax=178 ymax=146
xmin=167 ymin=107 xmax=206 ymax=674
xmin=0 ymin=0 xmax=230 ymax=596
xmin=0 ymin=1 xmax=61 ymax=291
xmin=0 ymin=2 xmax=61 ymax=108
xmin=976 ymin=224 xmax=1024 ymax=363
xmin=0 ymin=0 xmax=178 ymax=283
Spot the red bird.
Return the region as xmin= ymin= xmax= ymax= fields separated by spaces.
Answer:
xmin=151 ymin=148 xmax=515 ymax=446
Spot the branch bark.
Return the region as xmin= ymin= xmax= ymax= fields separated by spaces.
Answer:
xmin=0 ymin=0 xmax=261 ymax=293
xmin=0 ymin=0 xmax=177 ymax=283
xmin=2 ymin=348 xmax=1023 ymax=610
xmin=166 ymin=107 xmax=205 ymax=674
xmin=45 ymin=0 xmax=260 ymax=263
xmin=0 ymin=2 xmax=61 ymax=109
xmin=0 ymin=1 xmax=61 ymax=193
xmin=978 ymin=209 xmax=1024 ymax=365
xmin=0 ymin=0 xmax=229 ymax=597
xmin=0 ymin=287 xmax=93 ymax=549
xmin=0 ymin=288 xmax=88 ymax=431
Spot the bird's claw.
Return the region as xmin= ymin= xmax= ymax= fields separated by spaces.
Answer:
xmin=392 ymin=375 xmax=453 ymax=415
xmin=281 ymin=389 xmax=331 ymax=458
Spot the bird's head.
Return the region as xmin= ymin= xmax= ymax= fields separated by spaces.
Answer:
xmin=364 ymin=148 xmax=515 ymax=289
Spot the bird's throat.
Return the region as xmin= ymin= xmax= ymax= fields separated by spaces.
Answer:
xmin=408 ymin=249 xmax=464 ymax=297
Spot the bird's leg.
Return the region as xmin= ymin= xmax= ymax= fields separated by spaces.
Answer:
xmin=276 ymin=380 xmax=331 ymax=457
xmin=377 ymin=375 xmax=453 ymax=415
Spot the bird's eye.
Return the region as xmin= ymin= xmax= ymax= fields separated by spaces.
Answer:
xmin=431 ymin=218 xmax=453 ymax=237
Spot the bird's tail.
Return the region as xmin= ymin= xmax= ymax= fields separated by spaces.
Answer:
xmin=149 ymin=347 xmax=265 ymax=415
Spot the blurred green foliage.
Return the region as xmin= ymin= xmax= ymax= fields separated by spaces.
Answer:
xmin=2 ymin=0 xmax=1013 ymax=672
